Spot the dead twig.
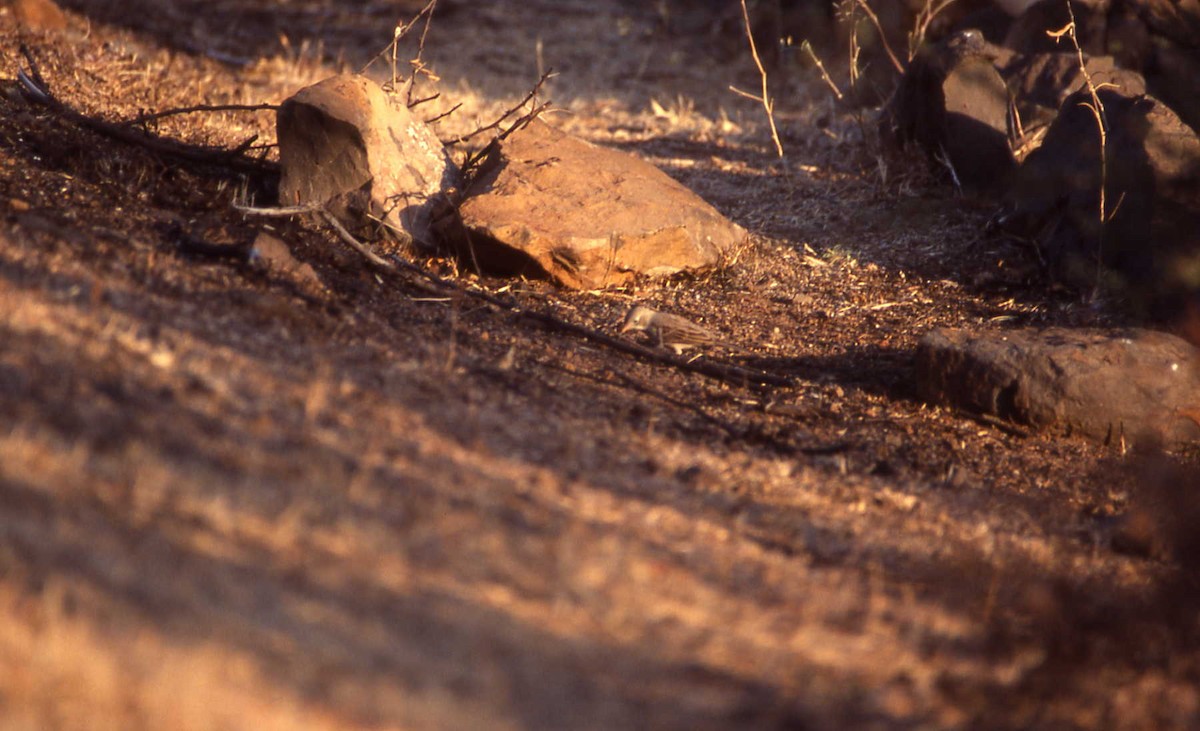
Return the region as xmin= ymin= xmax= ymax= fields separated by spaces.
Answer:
xmin=456 ymin=74 xmax=554 ymax=189
xmin=955 ymin=409 xmax=1034 ymax=438
xmin=735 ymin=0 xmax=784 ymax=158
xmin=126 ymin=103 xmax=279 ymax=128
xmin=1049 ymin=1 xmax=1110 ymax=297
xmin=853 ymin=0 xmax=904 ymax=72
xmin=800 ymin=40 xmax=844 ymax=100
xmin=320 ymin=211 xmax=449 ymax=298
xmin=235 ymin=203 xmax=323 ymax=217
xmin=408 ymin=92 xmax=440 ymax=109
xmin=405 ymin=0 xmax=440 ymax=107
xmin=424 ymin=101 xmax=462 ymax=126
xmin=321 ymin=210 xmax=395 ymax=270
xmin=318 ymin=213 xmax=792 ymax=388
xmin=358 ymin=0 xmax=440 ymax=95
xmin=908 ymin=0 xmax=958 ymax=61
xmin=446 ymin=70 xmax=553 ymax=149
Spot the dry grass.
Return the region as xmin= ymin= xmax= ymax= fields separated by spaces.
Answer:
xmin=0 ymin=1 xmax=1197 ymax=729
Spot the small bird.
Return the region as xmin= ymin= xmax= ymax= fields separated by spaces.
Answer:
xmin=619 ymin=305 xmax=728 ymax=355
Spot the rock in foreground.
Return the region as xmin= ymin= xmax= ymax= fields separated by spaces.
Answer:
xmin=448 ymin=121 xmax=747 ymax=289
xmin=276 ymin=74 xmax=457 ymax=248
xmin=916 ymin=327 xmax=1200 ymax=447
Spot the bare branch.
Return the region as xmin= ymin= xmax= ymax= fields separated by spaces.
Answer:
xmin=406 ymin=0 xmax=439 ymax=108
xmin=800 ymin=40 xmax=844 ymax=100
xmin=1054 ymin=1 xmax=1109 ymax=293
xmin=424 ymin=101 xmax=463 ymax=125
xmin=853 ymin=0 xmax=904 ymax=72
xmin=728 ymin=85 xmax=764 ymax=103
xmin=908 ymin=0 xmax=958 ymax=61
xmin=235 ymin=203 xmax=323 ymax=217
xmin=320 ymin=215 xmax=794 ymax=388
xmin=444 ymin=70 xmax=553 ymax=148
xmin=738 ymin=0 xmax=784 ymax=158
xmin=127 ymin=103 xmax=279 ymax=128
xmin=16 ymin=45 xmax=277 ymax=177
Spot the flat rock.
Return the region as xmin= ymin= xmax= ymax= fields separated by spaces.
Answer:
xmin=915 ymin=327 xmax=1200 ymax=446
xmin=276 ymin=74 xmax=457 ymax=248
xmin=449 ymin=120 xmax=747 ymax=289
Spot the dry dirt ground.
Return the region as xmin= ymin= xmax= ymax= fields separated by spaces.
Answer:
xmin=0 ymin=1 xmax=1198 ymax=729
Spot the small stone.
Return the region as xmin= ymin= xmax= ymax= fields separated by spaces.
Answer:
xmin=446 ymin=120 xmax=747 ymax=289
xmin=915 ymin=327 xmax=1200 ymax=447
xmin=250 ymin=232 xmax=323 ymax=294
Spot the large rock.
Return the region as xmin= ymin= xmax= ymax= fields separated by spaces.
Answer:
xmin=276 ymin=74 xmax=457 ymax=248
xmin=915 ymin=327 xmax=1200 ymax=446
xmin=448 ymin=120 xmax=747 ymax=289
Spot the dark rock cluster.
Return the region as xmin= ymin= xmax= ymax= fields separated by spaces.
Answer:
xmin=873 ymin=0 xmax=1200 ymax=319
xmin=852 ymin=1 xmax=1200 ymax=447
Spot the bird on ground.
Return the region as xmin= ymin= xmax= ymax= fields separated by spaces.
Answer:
xmin=619 ymin=305 xmax=729 ymax=355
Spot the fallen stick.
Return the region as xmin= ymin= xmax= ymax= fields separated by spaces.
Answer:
xmin=304 ymin=206 xmax=796 ymax=388
xmin=16 ymin=45 xmax=277 ymax=178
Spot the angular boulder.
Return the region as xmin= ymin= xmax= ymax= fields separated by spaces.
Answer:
xmin=276 ymin=74 xmax=457 ymax=248
xmin=448 ymin=120 xmax=747 ymax=289
xmin=879 ymin=30 xmax=1015 ymax=194
xmin=915 ymin=327 xmax=1200 ymax=447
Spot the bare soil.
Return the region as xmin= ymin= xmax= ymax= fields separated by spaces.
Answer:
xmin=0 ymin=1 xmax=1197 ymax=729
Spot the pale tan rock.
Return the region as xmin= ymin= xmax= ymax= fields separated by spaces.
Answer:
xmin=9 ymin=0 xmax=67 ymax=31
xmin=276 ymin=74 xmax=457 ymax=248
xmin=449 ymin=120 xmax=747 ymax=289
